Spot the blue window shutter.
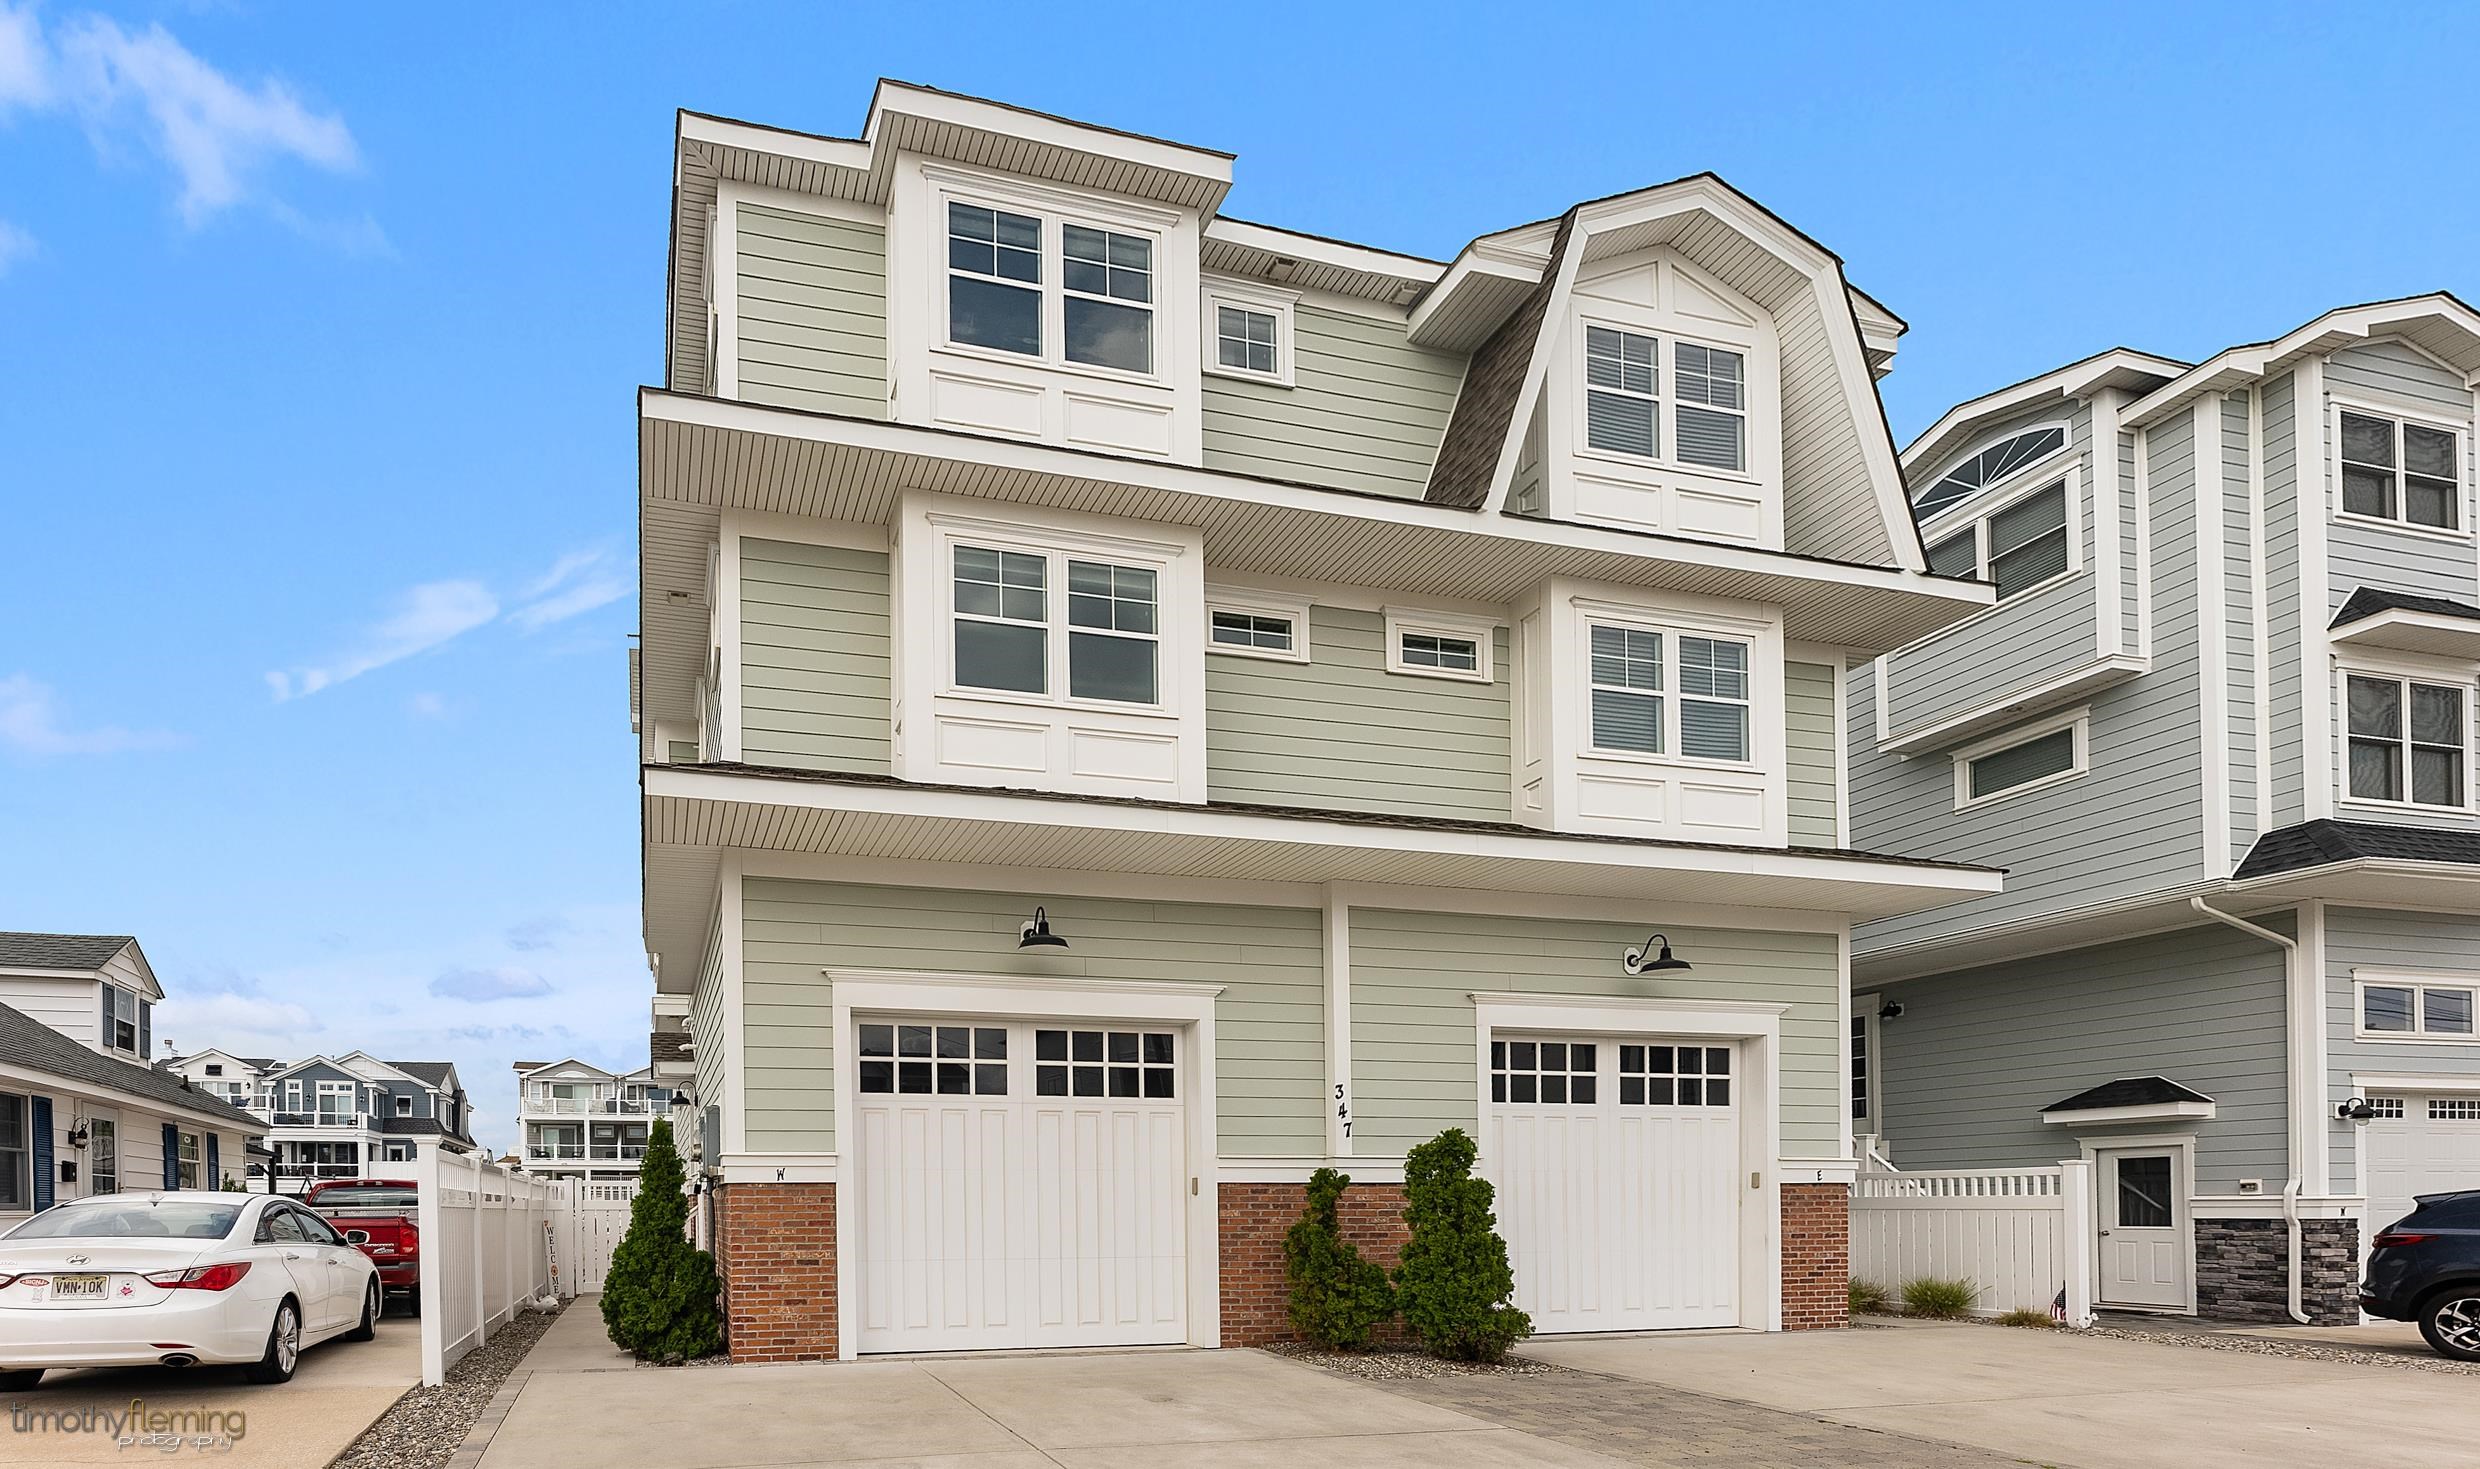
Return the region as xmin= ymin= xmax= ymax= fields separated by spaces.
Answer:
xmin=30 ymin=1098 xmax=52 ymax=1212
xmin=206 ymin=1134 xmax=221 ymax=1190
xmin=162 ymin=1123 xmax=179 ymax=1189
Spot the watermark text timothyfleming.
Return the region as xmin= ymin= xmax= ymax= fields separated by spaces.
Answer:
xmin=10 ymin=1397 xmax=247 ymax=1453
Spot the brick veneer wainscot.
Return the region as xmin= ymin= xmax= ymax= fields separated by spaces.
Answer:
xmin=2194 ymin=1217 xmax=2359 ymax=1325
xmin=717 ymin=1182 xmax=838 ymax=1362
xmin=1780 ymin=1183 xmax=1850 ymax=1330
xmin=1218 ymin=1180 xmax=1410 ymax=1346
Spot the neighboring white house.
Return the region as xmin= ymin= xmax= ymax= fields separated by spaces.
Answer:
xmin=160 ymin=1049 xmax=477 ymax=1192
xmin=0 ymin=932 xmax=262 ymax=1223
xmin=512 ymin=1057 xmax=677 ymax=1182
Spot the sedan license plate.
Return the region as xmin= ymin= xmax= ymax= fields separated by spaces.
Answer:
xmin=52 ymin=1274 xmax=106 ymax=1298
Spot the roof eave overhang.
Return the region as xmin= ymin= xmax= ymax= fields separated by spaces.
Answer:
xmin=2329 ymin=609 xmax=2480 ymax=660
xmin=643 ymin=764 xmax=2001 ymax=922
xmin=1903 ymin=349 xmax=2189 ymax=479
xmin=2227 ymin=858 xmax=2480 ymax=905
xmin=2041 ymin=1100 xmax=2216 ymax=1126
xmin=2122 ymin=295 xmax=2480 ymax=430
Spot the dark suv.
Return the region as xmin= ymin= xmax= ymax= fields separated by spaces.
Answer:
xmin=2361 ymin=1189 xmax=2480 ymax=1360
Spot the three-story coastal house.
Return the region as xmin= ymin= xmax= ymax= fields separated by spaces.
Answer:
xmin=1846 ymin=298 xmax=2480 ymax=1324
xmin=512 ymin=1058 xmax=674 ymax=1182
xmin=636 ymin=82 xmax=2002 ymax=1362
xmin=160 ymin=1049 xmax=477 ymax=1191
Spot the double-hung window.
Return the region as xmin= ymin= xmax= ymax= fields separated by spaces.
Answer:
xmin=101 ymin=985 xmax=140 ymax=1055
xmin=1587 ymin=623 xmax=1750 ymax=762
xmin=0 ymin=1095 xmax=22 ymax=1211
xmin=1583 ymin=326 xmax=1747 ymax=472
xmin=2341 ymin=410 xmax=2460 ymax=530
xmin=951 ymin=543 xmax=1159 ymax=706
xmin=1925 ymin=480 xmax=2071 ymax=600
xmin=944 ymin=200 xmax=1155 ymax=375
xmin=2347 ymin=672 xmax=2466 ymax=807
xmin=176 ymin=1130 xmax=201 ymax=1189
xmin=2360 ymin=976 xmax=2480 ymax=1038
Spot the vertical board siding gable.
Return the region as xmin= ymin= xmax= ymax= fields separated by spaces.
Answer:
xmin=739 ymin=539 xmax=892 ymax=776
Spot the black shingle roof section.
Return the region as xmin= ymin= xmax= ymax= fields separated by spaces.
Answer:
xmin=2044 ymin=1077 xmax=2212 ymax=1113
xmin=2331 ymin=586 xmax=2480 ymax=628
xmin=2235 ymin=819 xmax=2480 ymax=880
xmin=0 ymin=1004 xmax=258 ymax=1128
xmin=0 ymin=932 xmax=132 ymax=970
xmin=389 ymin=1061 xmax=455 ymax=1088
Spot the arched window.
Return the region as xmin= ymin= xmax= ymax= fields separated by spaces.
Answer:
xmin=1914 ymin=424 xmax=2068 ymax=519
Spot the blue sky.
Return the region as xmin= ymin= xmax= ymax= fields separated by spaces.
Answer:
xmin=4 ymin=2 xmax=2475 ymax=1151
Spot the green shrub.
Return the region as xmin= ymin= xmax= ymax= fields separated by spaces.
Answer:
xmin=1995 ymin=1307 xmax=2056 ymax=1329
xmin=600 ymin=1118 xmax=723 ymax=1362
xmin=1900 ymin=1276 xmax=1980 ymax=1320
xmin=1284 ymin=1168 xmax=1395 ymax=1349
xmin=1847 ymin=1278 xmax=1889 ymax=1315
xmin=1392 ymin=1129 xmax=1531 ymax=1362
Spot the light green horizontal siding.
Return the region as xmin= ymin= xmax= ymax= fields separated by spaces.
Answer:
xmin=1206 ymin=607 xmax=1509 ymax=821
xmin=741 ymin=879 xmax=1325 ymax=1155
xmin=690 ymin=898 xmax=728 ymax=1163
xmin=739 ymin=539 xmax=890 ymax=775
xmin=735 ymin=204 xmax=887 ymax=419
xmin=1785 ymin=660 xmax=1838 ymax=846
xmin=1201 ymin=305 xmax=1462 ymax=499
xmin=1349 ymin=908 xmax=1843 ymax=1158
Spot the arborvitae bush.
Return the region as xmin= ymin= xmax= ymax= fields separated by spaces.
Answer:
xmin=1283 ymin=1167 xmax=1395 ymax=1349
xmin=599 ymin=1118 xmax=723 ymax=1362
xmin=1392 ymin=1128 xmax=1531 ymax=1362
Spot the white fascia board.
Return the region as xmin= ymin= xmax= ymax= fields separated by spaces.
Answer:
xmin=1202 ymin=218 xmax=1444 ymax=286
xmin=1878 ymin=653 xmax=2148 ymax=755
xmin=679 ymin=112 xmax=872 ymax=175
xmin=645 ymin=764 xmax=2001 ymax=902
xmin=2328 ymin=608 xmax=2480 ymax=660
xmin=1404 ymin=244 xmax=1540 ymax=347
xmin=1903 ymin=349 xmax=2191 ymax=477
xmin=2041 ymin=1100 xmax=2217 ymax=1126
xmin=866 ymin=81 xmax=1234 ymax=191
xmin=639 ymin=391 xmax=1989 ymax=614
xmin=2123 ymin=294 xmax=2480 ymax=428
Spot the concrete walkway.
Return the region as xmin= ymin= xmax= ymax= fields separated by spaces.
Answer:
xmin=0 ymin=1311 xmax=419 ymax=1467
xmin=1526 ymin=1319 xmax=2480 ymax=1469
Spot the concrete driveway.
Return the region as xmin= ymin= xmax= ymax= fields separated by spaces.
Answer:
xmin=1526 ymin=1319 xmax=2480 ymax=1469
xmin=0 ymin=1311 xmax=418 ymax=1467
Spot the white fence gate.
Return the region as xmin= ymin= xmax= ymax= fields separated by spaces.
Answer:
xmin=1850 ymin=1159 xmax=2094 ymax=1324
xmin=566 ymin=1181 xmax=640 ymax=1294
xmin=413 ymin=1143 xmax=571 ymax=1386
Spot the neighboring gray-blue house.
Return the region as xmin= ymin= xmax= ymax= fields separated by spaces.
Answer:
xmin=161 ymin=1048 xmax=477 ymax=1191
xmin=1848 ymin=296 xmax=2480 ymax=1324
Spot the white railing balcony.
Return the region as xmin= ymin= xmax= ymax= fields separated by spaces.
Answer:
xmin=270 ymin=1111 xmax=373 ymax=1130
xmin=527 ymin=1142 xmax=587 ymax=1161
xmin=587 ymin=1143 xmax=647 ymax=1162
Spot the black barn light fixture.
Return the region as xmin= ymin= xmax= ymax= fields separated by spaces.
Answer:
xmin=1018 ymin=907 xmax=1069 ymax=949
xmin=1620 ymin=933 xmax=1691 ymax=975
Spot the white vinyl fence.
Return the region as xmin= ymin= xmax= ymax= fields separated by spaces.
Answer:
xmin=414 ymin=1143 xmax=572 ymax=1385
xmin=1850 ymin=1159 xmax=2094 ymax=1325
xmin=566 ymin=1180 xmax=640 ymax=1293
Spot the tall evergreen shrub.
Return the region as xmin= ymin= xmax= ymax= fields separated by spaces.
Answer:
xmin=1392 ymin=1128 xmax=1531 ymax=1361
xmin=1283 ymin=1167 xmax=1395 ymax=1348
xmin=599 ymin=1118 xmax=722 ymax=1362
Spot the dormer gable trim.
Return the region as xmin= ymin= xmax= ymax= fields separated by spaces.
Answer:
xmin=1901 ymin=348 xmax=2187 ymax=489
xmin=2122 ymin=293 xmax=2480 ymax=429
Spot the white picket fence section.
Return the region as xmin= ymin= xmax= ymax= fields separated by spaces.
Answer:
xmin=413 ymin=1142 xmax=572 ymax=1386
xmin=1850 ymin=1160 xmax=2094 ymax=1325
xmin=567 ymin=1181 xmax=640 ymax=1293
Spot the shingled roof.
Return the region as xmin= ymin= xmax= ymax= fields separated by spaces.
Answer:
xmin=2331 ymin=585 xmax=2480 ymax=628
xmin=2234 ymin=819 xmax=2480 ymax=880
xmin=0 ymin=1003 xmax=259 ymax=1129
xmin=2044 ymin=1076 xmax=2213 ymax=1114
xmin=0 ymin=933 xmax=134 ymax=970
xmin=1423 ymin=210 xmax=1576 ymax=509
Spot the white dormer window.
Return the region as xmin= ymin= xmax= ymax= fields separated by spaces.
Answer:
xmin=942 ymin=199 xmax=1157 ymax=379
xmin=947 ymin=202 xmax=1042 ymax=357
xmin=949 ymin=542 xmax=1161 ymax=707
xmin=1913 ymin=424 xmax=2069 ymax=520
xmin=1673 ymin=343 xmax=1747 ymax=472
xmin=1061 ymin=225 xmax=1153 ymax=374
xmin=1586 ymin=624 xmax=1750 ymax=762
xmin=1584 ymin=326 xmax=1659 ymax=457
xmin=1580 ymin=323 xmax=1749 ymax=476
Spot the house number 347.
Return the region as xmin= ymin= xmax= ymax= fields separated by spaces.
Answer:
xmin=1334 ymin=1084 xmax=1351 ymax=1139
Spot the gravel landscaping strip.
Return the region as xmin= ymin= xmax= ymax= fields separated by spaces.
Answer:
xmin=2075 ymin=1320 xmax=2480 ymax=1376
xmin=1262 ymin=1340 xmax=1572 ymax=1380
xmin=329 ymin=1303 xmax=564 ymax=1469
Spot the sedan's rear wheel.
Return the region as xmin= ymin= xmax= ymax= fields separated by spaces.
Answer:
xmin=344 ymin=1280 xmax=379 ymax=1342
xmin=0 ymin=1369 xmax=41 ymax=1392
xmin=2418 ymin=1289 xmax=2480 ymax=1361
xmin=242 ymin=1300 xmax=302 ymax=1384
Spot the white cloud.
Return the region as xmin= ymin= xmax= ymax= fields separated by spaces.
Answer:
xmin=266 ymin=579 xmax=498 ymax=701
xmin=508 ymin=548 xmax=628 ymax=632
xmin=0 ymin=673 xmax=181 ymax=755
xmin=155 ymin=991 xmax=321 ymax=1056
xmin=0 ymin=219 xmax=33 ymax=275
xmin=4 ymin=6 xmax=357 ymax=225
xmin=407 ymin=691 xmax=447 ymax=719
xmin=430 ymin=967 xmax=555 ymax=1003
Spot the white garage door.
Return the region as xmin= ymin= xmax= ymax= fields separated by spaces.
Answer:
xmin=2364 ymin=1093 xmax=2480 ymax=1240
xmin=852 ymin=1018 xmax=1186 ymax=1353
xmin=1486 ymin=1035 xmax=1742 ymax=1333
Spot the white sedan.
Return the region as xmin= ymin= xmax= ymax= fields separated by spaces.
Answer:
xmin=0 ymin=1192 xmax=380 ymax=1388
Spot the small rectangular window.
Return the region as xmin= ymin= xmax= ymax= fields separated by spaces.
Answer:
xmin=1216 ymin=305 xmax=1277 ymax=376
xmin=2347 ymin=673 xmax=2465 ymax=807
xmin=1211 ymin=611 xmax=1293 ymax=653
xmin=2341 ymin=410 xmax=2460 ymax=531
xmin=1926 ymin=531 xmax=1978 ymax=579
xmin=1066 ymin=560 xmax=1158 ymax=704
xmin=1964 ymin=725 xmax=2080 ymax=802
xmin=2360 ymin=978 xmax=2480 ymax=1038
xmin=1401 ymin=633 xmax=1477 ymax=670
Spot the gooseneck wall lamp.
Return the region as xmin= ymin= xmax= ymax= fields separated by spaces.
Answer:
xmin=1620 ymin=933 xmax=1691 ymax=975
xmin=1018 ymin=907 xmax=1069 ymax=949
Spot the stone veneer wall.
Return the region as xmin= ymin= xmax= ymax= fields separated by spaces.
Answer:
xmin=2194 ymin=1217 xmax=2358 ymax=1324
xmin=1781 ymin=1184 xmax=1850 ymax=1329
xmin=717 ymin=1182 xmax=839 ymax=1362
xmin=1218 ymin=1181 xmax=1411 ymax=1346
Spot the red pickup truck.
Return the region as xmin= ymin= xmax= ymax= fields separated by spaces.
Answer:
xmin=304 ymin=1178 xmax=420 ymax=1314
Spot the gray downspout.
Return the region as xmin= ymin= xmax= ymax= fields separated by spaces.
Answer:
xmin=2189 ymin=897 xmax=2311 ymax=1324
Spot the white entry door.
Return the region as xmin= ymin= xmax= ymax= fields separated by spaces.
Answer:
xmin=2364 ymin=1094 xmax=2480 ymax=1243
xmin=853 ymin=1018 xmax=1186 ymax=1353
xmin=2096 ymin=1148 xmax=2187 ymax=1310
xmin=1485 ymin=1035 xmax=1742 ymax=1333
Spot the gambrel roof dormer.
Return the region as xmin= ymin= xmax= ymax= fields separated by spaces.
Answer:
xmin=1413 ymin=175 xmax=1926 ymax=569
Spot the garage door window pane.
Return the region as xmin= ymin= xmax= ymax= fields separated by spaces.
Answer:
xmin=861 ymin=1024 xmax=894 ymax=1056
xmin=1618 ymin=1041 xmax=1731 ymax=1107
xmin=1492 ymin=1034 xmax=1596 ymax=1105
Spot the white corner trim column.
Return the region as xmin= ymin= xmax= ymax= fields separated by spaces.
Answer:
xmin=711 ymin=188 xmax=740 ymax=400
xmin=2247 ymin=385 xmax=2274 ymax=837
xmin=2194 ymin=395 xmax=2232 ymax=874
xmin=2090 ymin=387 xmax=2126 ymax=659
xmin=1465 ymin=992 xmax=1789 ymax=1332
xmin=820 ymin=968 xmax=1226 ymax=1361
xmin=2298 ymin=357 xmax=2333 ymax=819
xmin=720 ymin=853 xmax=748 ymax=1159
xmin=1323 ymin=887 xmax=1353 ymax=1156
xmin=715 ymin=513 xmax=745 ymax=762
xmin=2297 ymin=900 xmax=2332 ymax=1195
